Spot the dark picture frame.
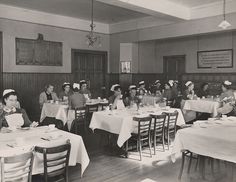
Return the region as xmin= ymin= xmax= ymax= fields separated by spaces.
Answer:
xmin=197 ymin=49 xmax=233 ymax=69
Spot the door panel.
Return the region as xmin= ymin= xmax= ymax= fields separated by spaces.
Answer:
xmin=163 ymin=55 xmax=186 ymax=81
xmin=72 ymin=50 xmax=107 ymax=98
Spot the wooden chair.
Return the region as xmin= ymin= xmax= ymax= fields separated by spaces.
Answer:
xmin=127 ymin=116 xmax=152 ymax=161
xmin=99 ymin=102 xmax=109 ymax=110
xmin=70 ymin=108 xmax=86 ymax=135
xmin=163 ymin=110 xmax=178 ymax=150
xmin=150 ymin=114 xmax=166 ymax=154
xmin=35 ymin=140 xmax=71 ymax=182
xmin=0 ymin=151 xmax=34 ymax=182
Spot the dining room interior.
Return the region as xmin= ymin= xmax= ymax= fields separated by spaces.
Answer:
xmin=0 ymin=0 xmax=236 ymax=182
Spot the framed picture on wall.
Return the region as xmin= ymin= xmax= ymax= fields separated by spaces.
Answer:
xmin=197 ymin=49 xmax=233 ymax=68
xmin=121 ymin=61 xmax=131 ymax=73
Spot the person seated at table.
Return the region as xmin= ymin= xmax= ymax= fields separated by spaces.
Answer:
xmin=150 ymin=80 xmax=162 ymax=96
xmin=123 ymin=85 xmax=139 ymax=107
xmin=198 ymin=82 xmax=210 ymax=98
xmin=109 ymin=84 xmax=125 ymax=110
xmin=58 ymin=82 xmax=72 ymax=102
xmin=79 ymin=80 xmax=91 ymax=100
xmin=182 ymin=81 xmax=195 ymax=100
xmin=0 ymin=89 xmax=38 ymax=130
xmin=217 ymin=80 xmax=236 ymax=116
xmin=162 ymin=81 xmax=174 ymax=103
xmin=181 ymin=81 xmax=196 ymax=123
xmin=39 ymin=84 xmax=58 ymax=108
xmin=69 ymin=83 xmax=86 ymax=109
xmin=137 ymin=81 xmax=148 ymax=96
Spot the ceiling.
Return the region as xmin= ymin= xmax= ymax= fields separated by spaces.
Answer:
xmin=167 ymin=0 xmax=224 ymax=8
xmin=0 ymin=0 xmax=149 ymax=23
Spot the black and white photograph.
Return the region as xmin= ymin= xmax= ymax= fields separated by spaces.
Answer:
xmin=0 ymin=0 xmax=236 ymax=182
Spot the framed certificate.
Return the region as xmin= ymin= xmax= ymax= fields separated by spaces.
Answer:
xmin=197 ymin=49 xmax=233 ymax=68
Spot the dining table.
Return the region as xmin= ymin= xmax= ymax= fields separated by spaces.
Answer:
xmin=40 ymin=99 xmax=109 ymax=130
xmin=0 ymin=126 xmax=90 ymax=177
xmin=183 ymin=99 xmax=221 ymax=117
xmin=89 ymin=106 xmax=185 ymax=147
xmin=171 ymin=117 xmax=236 ymax=163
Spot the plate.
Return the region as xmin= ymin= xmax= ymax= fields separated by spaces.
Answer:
xmin=19 ymin=127 xmax=30 ymax=130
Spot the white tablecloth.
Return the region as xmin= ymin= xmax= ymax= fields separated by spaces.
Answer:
xmin=183 ymin=99 xmax=221 ymax=117
xmin=0 ymin=126 xmax=90 ymax=176
xmin=40 ymin=103 xmax=69 ymax=124
xmin=171 ymin=117 xmax=236 ymax=163
xmin=90 ymin=107 xmax=185 ymax=147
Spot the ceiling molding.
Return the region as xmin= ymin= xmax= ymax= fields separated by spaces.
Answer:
xmin=96 ymin=0 xmax=191 ymax=20
xmin=0 ymin=4 xmax=109 ymax=34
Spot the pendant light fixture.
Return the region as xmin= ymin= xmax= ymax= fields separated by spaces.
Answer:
xmin=218 ymin=0 xmax=231 ymax=29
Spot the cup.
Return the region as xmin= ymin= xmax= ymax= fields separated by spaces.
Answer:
xmin=50 ymin=100 xmax=54 ymax=103
xmin=97 ymin=97 xmax=101 ymax=100
xmin=48 ymin=124 xmax=55 ymax=130
xmin=55 ymin=101 xmax=59 ymax=104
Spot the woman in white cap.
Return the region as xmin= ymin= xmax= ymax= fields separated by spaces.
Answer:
xmin=79 ymin=80 xmax=91 ymax=100
xmin=162 ymin=81 xmax=174 ymax=102
xmin=150 ymin=80 xmax=162 ymax=96
xmin=183 ymin=81 xmax=195 ymax=100
xmin=137 ymin=81 xmax=147 ymax=96
xmin=123 ymin=85 xmax=139 ymax=107
xmin=181 ymin=81 xmax=196 ymax=123
xmin=109 ymin=84 xmax=124 ymax=110
xmin=58 ymin=82 xmax=72 ymax=102
xmin=0 ymin=89 xmax=38 ymax=130
xmin=69 ymin=83 xmax=86 ymax=109
xmin=217 ymin=81 xmax=236 ymax=116
xmin=39 ymin=84 xmax=58 ymax=108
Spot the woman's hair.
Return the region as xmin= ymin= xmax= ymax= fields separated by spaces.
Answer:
xmin=201 ymin=82 xmax=208 ymax=90
xmin=79 ymin=81 xmax=87 ymax=88
xmin=62 ymin=83 xmax=71 ymax=91
xmin=2 ymin=91 xmax=17 ymax=105
xmin=165 ymin=82 xmax=171 ymax=88
xmin=113 ymin=85 xmax=121 ymax=92
xmin=45 ymin=84 xmax=54 ymax=91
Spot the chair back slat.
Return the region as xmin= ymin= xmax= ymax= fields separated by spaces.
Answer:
xmin=75 ymin=108 xmax=86 ymax=119
xmin=35 ymin=140 xmax=71 ymax=182
xmin=1 ymin=151 xmax=34 ymax=182
xmin=163 ymin=110 xmax=178 ymax=135
xmin=86 ymin=103 xmax=99 ymax=113
xmin=150 ymin=114 xmax=166 ymax=137
xmin=133 ymin=116 xmax=152 ymax=137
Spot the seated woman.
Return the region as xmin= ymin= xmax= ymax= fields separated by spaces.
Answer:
xmin=58 ymin=82 xmax=72 ymax=102
xmin=39 ymin=84 xmax=58 ymax=108
xmin=109 ymin=84 xmax=125 ymax=110
xmin=79 ymin=80 xmax=91 ymax=100
xmin=182 ymin=81 xmax=195 ymax=100
xmin=123 ymin=85 xmax=139 ymax=107
xmin=162 ymin=81 xmax=174 ymax=101
xmin=198 ymin=82 xmax=210 ymax=98
xmin=137 ymin=81 xmax=147 ymax=96
xmin=181 ymin=81 xmax=196 ymax=123
xmin=69 ymin=83 xmax=86 ymax=109
xmin=217 ymin=80 xmax=235 ymax=116
xmin=0 ymin=89 xmax=38 ymax=130
xmin=150 ymin=80 xmax=162 ymax=96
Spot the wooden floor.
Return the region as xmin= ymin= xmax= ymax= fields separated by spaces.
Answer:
xmin=32 ymin=130 xmax=235 ymax=182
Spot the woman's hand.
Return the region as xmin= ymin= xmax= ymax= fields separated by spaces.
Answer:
xmin=30 ymin=121 xmax=39 ymax=128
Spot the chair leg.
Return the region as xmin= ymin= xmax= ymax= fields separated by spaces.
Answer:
xmin=178 ymin=152 xmax=185 ymax=180
xmin=187 ymin=152 xmax=193 ymax=173
xmin=153 ymin=135 xmax=156 ymax=155
xmin=162 ymin=134 xmax=165 ymax=152
xmin=148 ymin=136 xmax=152 ymax=158
xmin=167 ymin=131 xmax=170 ymax=150
xmin=139 ymin=140 xmax=142 ymax=161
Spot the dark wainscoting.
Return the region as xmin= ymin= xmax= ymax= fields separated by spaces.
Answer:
xmin=3 ymin=72 xmax=73 ymax=121
xmin=182 ymin=73 xmax=236 ymax=95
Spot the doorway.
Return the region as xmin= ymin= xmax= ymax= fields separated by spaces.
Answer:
xmin=163 ymin=55 xmax=186 ymax=81
xmin=71 ymin=49 xmax=107 ymax=98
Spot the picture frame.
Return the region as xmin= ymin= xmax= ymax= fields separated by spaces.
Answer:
xmin=121 ymin=61 xmax=131 ymax=73
xmin=197 ymin=49 xmax=233 ymax=69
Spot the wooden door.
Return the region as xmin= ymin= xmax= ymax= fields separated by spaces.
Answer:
xmin=0 ymin=32 xmax=2 ymax=94
xmin=72 ymin=50 xmax=107 ymax=98
xmin=163 ymin=55 xmax=186 ymax=81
